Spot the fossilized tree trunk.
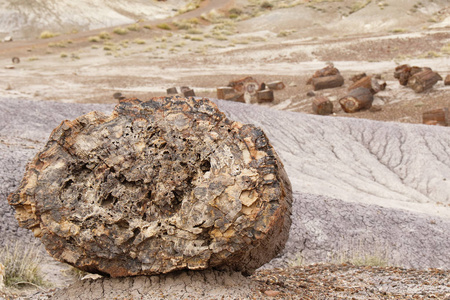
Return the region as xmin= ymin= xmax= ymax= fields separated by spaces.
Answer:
xmin=407 ymin=69 xmax=442 ymax=93
xmin=312 ymin=96 xmax=333 ymax=115
xmin=339 ymin=87 xmax=373 ymax=113
xmin=8 ymin=96 xmax=292 ymax=278
xmin=311 ymin=74 xmax=344 ymax=91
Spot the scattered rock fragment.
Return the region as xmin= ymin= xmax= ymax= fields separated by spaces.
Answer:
xmin=422 ymin=108 xmax=449 ymax=126
xmin=228 ymin=76 xmax=260 ymax=103
xmin=394 ymin=64 xmax=424 ymax=86
xmin=311 ymin=74 xmax=344 ymax=91
xmin=306 ymin=91 xmax=315 ymax=97
xmin=348 ymin=75 xmax=386 ymax=94
xmin=312 ymin=96 xmax=333 ymax=115
xmin=12 ymin=57 xmax=20 ymax=64
xmin=339 ymin=87 xmax=373 ymax=113
xmin=266 ymin=81 xmax=285 ymax=91
xmin=113 ymin=92 xmax=125 ymax=100
xmin=408 ymin=69 xmax=442 ymax=93
xmin=307 ymin=63 xmax=340 ymax=85
xmin=8 ymin=96 xmax=292 ymax=277
xmin=217 ymin=87 xmax=244 ymax=103
xmin=166 ymin=87 xmax=178 ymax=95
xmin=256 ymin=89 xmax=274 ymax=103
xmin=350 ymin=73 xmax=367 ymax=82
xmin=445 ymin=75 xmax=450 ymax=86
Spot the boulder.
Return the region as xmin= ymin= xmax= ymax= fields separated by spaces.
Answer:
xmin=8 ymin=96 xmax=292 ymax=277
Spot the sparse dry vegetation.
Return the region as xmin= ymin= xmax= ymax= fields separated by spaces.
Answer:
xmin=113 ymin=27 xmax=129 ymax=35
xmin=157 ymin=23 xmax=172 ymax=30
xmin=0 ymin=242 xmax=48 ymax=289
xmin=39 ymin=31 xmax=59 ymax=39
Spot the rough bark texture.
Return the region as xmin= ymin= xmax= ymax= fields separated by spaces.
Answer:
xmin=339 ymin=87 xmax=373 ymax=113
xmin=422 ymin=108 xmax=449 ymax=126
xmin=407 ymin=69 xmax=442 ymax=93
xmin=311 ymin=74 xmax=344 ymax=91
xmin=312 ymin=96 xmax=333 ymax=115
xmin=8 ymin=96 xmax=292 ymax=278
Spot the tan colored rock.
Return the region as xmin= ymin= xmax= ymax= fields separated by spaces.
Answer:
xmin=8 ymin=96 xmax=292 ymax=278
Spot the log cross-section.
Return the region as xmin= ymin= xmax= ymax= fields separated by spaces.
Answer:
xmin=339 ymin=87 xmax=373 ymax=113
xmin=8 ymin=96 xmax=292 ymax=278
xmin=312 ymin=96 xmax=333 ymax=115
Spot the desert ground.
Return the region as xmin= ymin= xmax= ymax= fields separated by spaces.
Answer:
xmin=0 ymin=0 xmax=449 ymax=299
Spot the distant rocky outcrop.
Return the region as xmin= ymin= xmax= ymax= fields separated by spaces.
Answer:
xmin=8 ymin=96 xmax=292 ymax=277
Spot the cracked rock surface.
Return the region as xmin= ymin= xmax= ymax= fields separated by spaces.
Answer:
xmin=7 ymin=96 xmax=292 ymax=277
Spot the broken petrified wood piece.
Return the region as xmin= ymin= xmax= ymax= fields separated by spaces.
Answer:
xmin=256 ymin=90 xmax=274 ymax=103
xmin=339 ymin=87 xmax=373 ymax=113
xmin=8 ymin=96 xmax=292 ymax=278
xmin=266 ymin=81 xmax=285 ymax=90
xmin=311 ymin=74 xmax=344 ymax=91
xmin=422 ymin=108 xmax=449 ymax=126
xmin=228 ymin=77 xmax=259 ymax=104
xmin=166 ymin=87 xmax=178 ymax=95
xmin=394 ymin=64 xmax=428 ymax=86
xmin=307 ymin=64 xmax=340 ymax=85
xmin=348 ymin=75 xmax=386 ymax=94
xmin=217 ymin=87 xmax=245 ymax=103
xmin=407 ymin=69 xmax=442 ymax=93
xmin=445 ymin=75 xmax=450 ymax=86
xmin=312 ymin=96 xmax=333 ymax=115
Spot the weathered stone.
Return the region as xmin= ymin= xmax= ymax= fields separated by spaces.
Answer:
xmin=8 ymin=96 xmax=292 ymax=278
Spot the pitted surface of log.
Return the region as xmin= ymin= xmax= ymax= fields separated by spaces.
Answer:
xmin=8 ymin=96 xmax=292 ymax=278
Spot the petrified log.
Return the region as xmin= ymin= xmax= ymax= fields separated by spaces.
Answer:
xmin=256 ymin=90 xmax=274 ymax=103
xmin=228 ymin=77 xmax=259 ymax=103
xmin=339 ymin=87 xmax=373 ymax=113
xmin=8 ymin=96 xmax=292 ymax=278
xmin=311 ymin=74 xmax=344 ymax=91
xmin=266 ymin=81 xmax=285 ymax=90
xmin=445 ymin=75 xmax=450 ymax=86
xmin=166 ymin=87 xmax=178 ymax=95
xmin=312 ymin=96 xmax=333 ymax=115
xmin=350 ymin=73 xmax=367 ymax=83
xmin=183 ymin=89 xmax=196 ymax=97
xmin=422 ymin=108 xmax=449 ymax=126
xmin=307 ymin=64 xmax=340 ymax=85
xmin=217 ymin=87 xmax=245 ymax=103
xmin=348 ymin=75 xmax=386 ymax=94
xmin=348 ymin=75 xmax=372 ymax=91
xmin=407 ymin=69 xmax=442 ymax=93
xmin=394 ymin=64 xmax=428 ymax=86
xmin=113 ymin=92 xmax=123 ymax=100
